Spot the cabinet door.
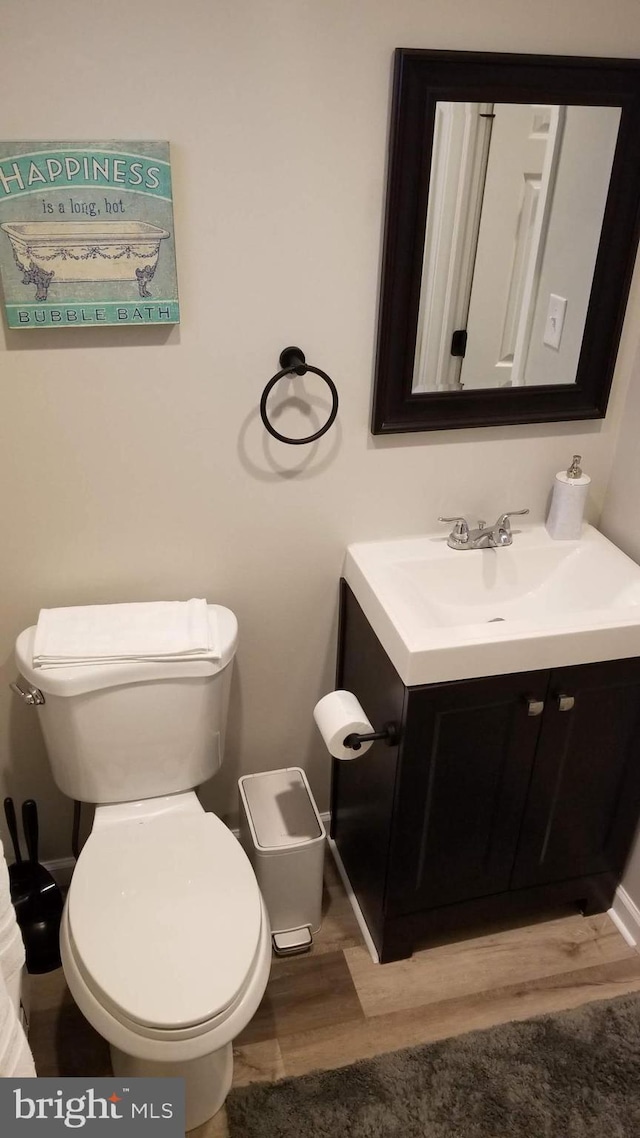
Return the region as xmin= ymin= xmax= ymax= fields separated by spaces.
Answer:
xmin=512 ymin=658 xmax=640 ymax=890
xmin=387 ymin=671 xmax=546 ymax=914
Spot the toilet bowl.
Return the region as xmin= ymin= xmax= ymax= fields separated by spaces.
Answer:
xmin=60 ymin=794 xmax=271 ymax=1130
xmin=13 ymin=604 xmax=271 ymax=1130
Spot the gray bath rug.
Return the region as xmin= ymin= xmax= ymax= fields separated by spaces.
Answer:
xmin=226 ymin=992 xmax=640 ymax=1137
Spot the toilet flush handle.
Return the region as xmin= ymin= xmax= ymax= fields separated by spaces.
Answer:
xmin=9 ymin=680 xmax=45 ymax=706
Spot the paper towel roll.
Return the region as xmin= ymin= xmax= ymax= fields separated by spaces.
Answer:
xmin=545 ymin=470 xmax=591 ymax=540
xmin=313 ymin=690 xmax=375 ymax=760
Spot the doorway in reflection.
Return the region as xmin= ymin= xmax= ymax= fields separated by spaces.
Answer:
xmin=412 ymin=102 xmax=621 ymax=393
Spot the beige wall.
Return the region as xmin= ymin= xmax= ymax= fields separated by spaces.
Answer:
xmin=2 ymin=0 xmax=640 ymax=861
xmin=599 ymin=285 xmax=640 ymax=905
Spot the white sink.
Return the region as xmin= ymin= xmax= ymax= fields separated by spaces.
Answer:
xmin=343 ymin=525 xmax=640 ymax=685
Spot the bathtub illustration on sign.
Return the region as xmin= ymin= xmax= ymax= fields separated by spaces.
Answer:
xmin=0 ymin=220 xmax=170 ymax=302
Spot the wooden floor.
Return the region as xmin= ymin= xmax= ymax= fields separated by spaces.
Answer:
xmin=28 ymin=854 xmax=640 ymax=1137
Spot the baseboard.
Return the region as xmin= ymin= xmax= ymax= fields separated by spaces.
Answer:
xmin=609 ymin=886 xmax=640 ymax=948
xmin=319 ymin=812 xmax=379 ymax=962
xmin=326 ymin=835 xmax=379 ymax=965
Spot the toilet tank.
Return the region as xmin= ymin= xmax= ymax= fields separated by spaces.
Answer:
xmin=14 ymin=605 xmax=238 ymax=804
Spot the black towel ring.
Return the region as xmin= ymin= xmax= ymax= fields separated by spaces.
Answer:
xmin=260 ymin=346 xmax=339 ymax=445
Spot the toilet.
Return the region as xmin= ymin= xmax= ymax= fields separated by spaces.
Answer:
xmin=13 ymin=604 xmax=271 ymax=1131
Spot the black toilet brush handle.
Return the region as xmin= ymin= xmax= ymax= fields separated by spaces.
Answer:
xmin=3 ymin=797 xmax=22 ymax=864
xmin=22 ymin=800 xmax=39 ymax=863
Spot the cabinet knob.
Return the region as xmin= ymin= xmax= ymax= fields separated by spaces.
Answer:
xmin=526 ymin=697 xmax=545 ymax=717
xmin=557 ymin=693 xmax=575 ymax=712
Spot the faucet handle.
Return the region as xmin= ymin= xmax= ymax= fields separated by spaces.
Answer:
xmin=438 ymin=516 xmax=470 ymax=543
xmin=497 ymin=509 xmax=529 ymax=529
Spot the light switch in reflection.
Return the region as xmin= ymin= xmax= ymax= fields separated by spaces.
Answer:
xmin=543 ymin=293 xmax=568 ymax=350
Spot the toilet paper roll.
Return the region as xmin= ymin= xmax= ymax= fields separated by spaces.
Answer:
xmin=313 ymin=690 xmax=375 ymax=760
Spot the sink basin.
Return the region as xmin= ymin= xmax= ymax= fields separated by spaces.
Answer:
xmin=343 ymin=525 xmax=640 ymax=685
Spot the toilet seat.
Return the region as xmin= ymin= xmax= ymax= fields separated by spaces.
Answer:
xmin=67 ymin=810 xmax=263 ymax=1033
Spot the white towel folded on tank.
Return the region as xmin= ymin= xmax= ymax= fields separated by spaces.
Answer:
xmin=33 ymin=598 xmax=218 ymax=668
xmin=0 ymin=839 xmax=35 ymax=1077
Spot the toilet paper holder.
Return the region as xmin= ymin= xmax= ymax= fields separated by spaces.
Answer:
xmin=343 ymin=722 xmax=400 ymax=751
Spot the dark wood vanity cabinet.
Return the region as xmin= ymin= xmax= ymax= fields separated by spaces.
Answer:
xmin=332 ymin=582 xmax=640 ymax=962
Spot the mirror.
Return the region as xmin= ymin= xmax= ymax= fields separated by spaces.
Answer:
xmin=372 ymin=51 xmax=640 ymax=433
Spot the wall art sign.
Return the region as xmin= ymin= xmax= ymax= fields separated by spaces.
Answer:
xmin=0 ymin=141 xmax=179 ymax=328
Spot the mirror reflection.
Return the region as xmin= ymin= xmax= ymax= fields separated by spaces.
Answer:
xmin=412 ymin=102 xmax=621 ymax=393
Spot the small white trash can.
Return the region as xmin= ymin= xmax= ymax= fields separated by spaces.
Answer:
xmin=239 ymin=767 xmax=326 ymax=955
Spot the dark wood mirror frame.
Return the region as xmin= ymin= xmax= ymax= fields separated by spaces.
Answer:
xmin=372 ymin=49 xmax=640 ymax=434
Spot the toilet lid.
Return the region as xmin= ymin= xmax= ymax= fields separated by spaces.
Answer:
xmin=68 ymin=812 xmax=263 ymax=1031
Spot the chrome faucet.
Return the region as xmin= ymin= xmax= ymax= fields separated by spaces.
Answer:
xmin=439 ymin=510 xmax=529 ymax=550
